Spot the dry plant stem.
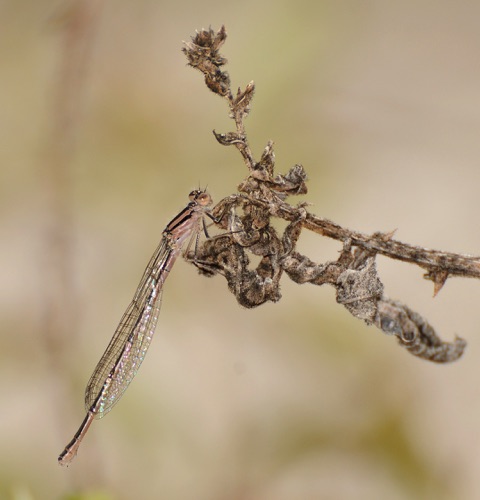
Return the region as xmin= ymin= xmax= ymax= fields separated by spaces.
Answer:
xmin=252 ymin=196 xmax=480 ymax=281
xmin=183 ymin=26 xmax=474 ymax=363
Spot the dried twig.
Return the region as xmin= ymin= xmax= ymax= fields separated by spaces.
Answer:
xmin=183 ymin=26 xmax=474 ymax=363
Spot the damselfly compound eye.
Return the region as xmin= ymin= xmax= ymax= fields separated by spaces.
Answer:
xmin=188 ymin=190 xmax=212 ymax=206
xmin=196 ymin=192 xmax=213 ymax=206
xmin=188 ymin=190 xmax=201 ymax=201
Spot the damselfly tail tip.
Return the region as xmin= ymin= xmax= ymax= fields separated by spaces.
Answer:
xmin=58 ymin=450 xmax=74 ymax=467
xmin=58 ymin=412 xmax=94 ymax=467
xmin=58 ymin=442 xmax=81 ymax=466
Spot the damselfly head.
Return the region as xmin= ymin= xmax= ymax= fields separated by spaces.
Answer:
xmin=189 ymin=189 xmax=212 ymax=207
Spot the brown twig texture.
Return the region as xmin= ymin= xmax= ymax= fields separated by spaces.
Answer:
xmin=182 ymin=26 xmax=476 ymax=363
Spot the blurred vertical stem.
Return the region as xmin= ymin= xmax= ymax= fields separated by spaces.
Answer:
xmin=42 ymin=0 xmax=100 ymax=453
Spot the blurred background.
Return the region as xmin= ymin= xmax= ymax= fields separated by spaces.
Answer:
xmin=1 ymin=1 xmax=480 ymax=499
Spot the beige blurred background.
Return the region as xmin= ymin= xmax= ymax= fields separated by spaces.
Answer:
xmin=1 ymin=1 xmax=480 ymax=499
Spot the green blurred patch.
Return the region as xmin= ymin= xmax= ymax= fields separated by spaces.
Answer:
xmin=61 ymin=490 xmax=113 ymax=500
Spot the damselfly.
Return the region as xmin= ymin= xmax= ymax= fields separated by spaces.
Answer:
xmin=58 ymin=190 xmax=213 ymax=466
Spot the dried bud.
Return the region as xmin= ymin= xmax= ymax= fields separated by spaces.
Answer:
xmin=182 ymin=26 xmax=231 ymax=98
xmin=231 ymin=81 xmax=255 ymax=117
xmin=258 ymin=141 xmax=275 ymax=176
